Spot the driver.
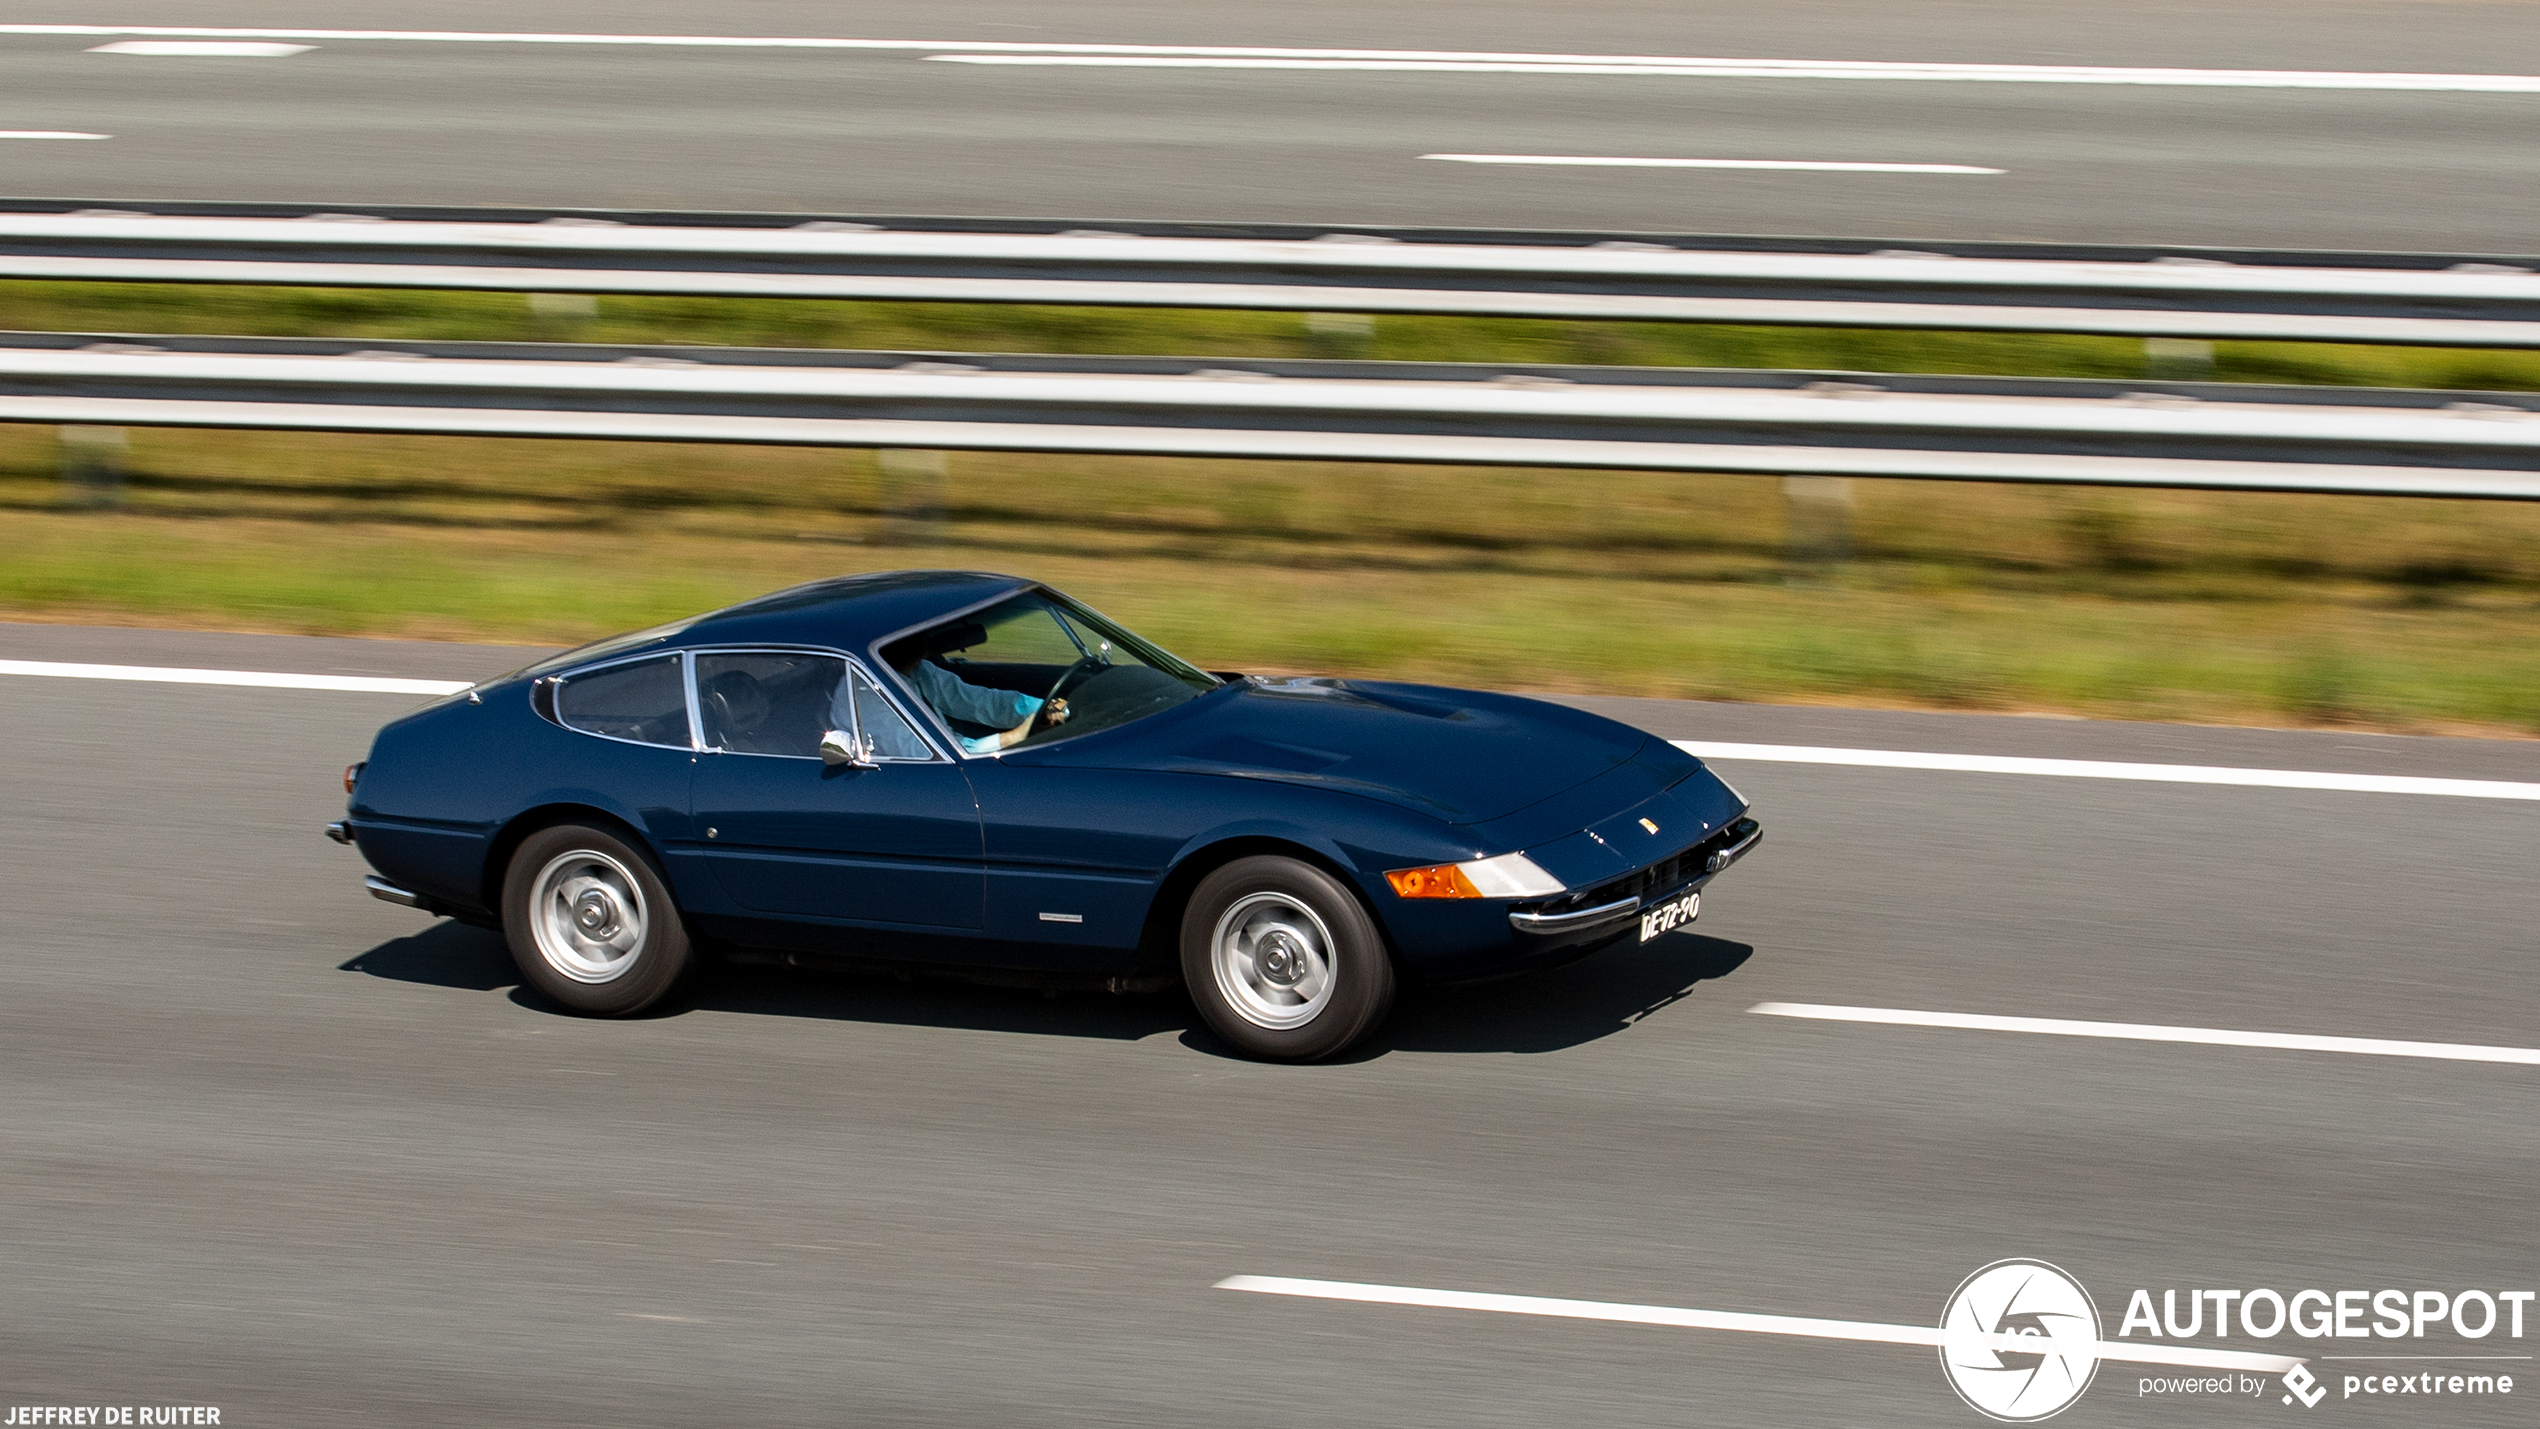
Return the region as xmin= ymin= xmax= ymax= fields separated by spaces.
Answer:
xmin=857 ymin=654 xmax=1070 ymax=755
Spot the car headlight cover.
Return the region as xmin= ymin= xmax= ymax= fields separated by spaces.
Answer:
xmin=1385 ymin=851 xmax=1565 ymax=900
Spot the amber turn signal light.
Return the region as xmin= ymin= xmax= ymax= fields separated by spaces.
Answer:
xmin=1385 ymin=863 xmax=1484 ymax=899
xmin=344 ymin=762 xmax=364 ymax=794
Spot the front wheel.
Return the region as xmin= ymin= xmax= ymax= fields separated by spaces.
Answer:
xmin=502 ymin=822 xmax=696 ymax=1016
xmin=1180 ymin=856 xmax=1396 ymax=1062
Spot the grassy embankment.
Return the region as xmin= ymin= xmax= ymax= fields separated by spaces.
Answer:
xmin=3 ymin=280 xmax=2538 ymax=734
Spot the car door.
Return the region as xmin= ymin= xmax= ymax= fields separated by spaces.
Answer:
xmin=686 ymin=649 xmax=984 ymax=930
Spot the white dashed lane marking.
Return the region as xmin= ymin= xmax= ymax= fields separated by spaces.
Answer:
xmin=1752 ymin=1003 xmax=2540 ymax=1067
xmin=1214 ymin=1275 xmax=2301 ymax=1373
xmin=1674 ymin=741 xmax=2540 ymax=800
xmin=87 ymin=40 xmax=314 ymax=56
xmin=1423 ymin=154 xmax=2004 ymax=174
xmin=0 ymin=658 xmax=467 ymax=696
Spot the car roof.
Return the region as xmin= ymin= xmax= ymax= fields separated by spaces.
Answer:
xmin=676 ymin=570 xmax=1034 ymax=654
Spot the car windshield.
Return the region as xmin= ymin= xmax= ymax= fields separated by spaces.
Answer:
xmin=879 ymin=590 xmax=1219 ymax=753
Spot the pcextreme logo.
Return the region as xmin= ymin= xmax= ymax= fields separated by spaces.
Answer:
xmin=1937 ymin=1262 xmax=2531 ymax=1421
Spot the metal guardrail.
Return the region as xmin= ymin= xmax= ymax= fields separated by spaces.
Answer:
xmin=5 ymin=333 xmax=2537 ymax=498
xmin=2 ymin=201 xmax=2538 ymax=347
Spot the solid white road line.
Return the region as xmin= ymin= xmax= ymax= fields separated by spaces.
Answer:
xmin=928 ymin=55 xmax=2540 ymax=92
xmin=0 ymin=662 xmax=2525 ymax=803
xmin=1215 ymin=1275 xmax=2301 ymax=1373
xmin=1672 ymin=740 xmax=2540 ymax=800
xmin=1 ymin=28 xmax=2536 ymax=91
xmin=87 ymin=41 xmax=313 ymax=57
xmin=0 ymin=659 xmax=467 ymax=696
xmin=1425 ymin=154 xmax=2002 ymax=174
xmin=1751 ymin=1003 xmax=2540 ymax=1067
xmin=0 ymin=131 xmax=109 ymax=139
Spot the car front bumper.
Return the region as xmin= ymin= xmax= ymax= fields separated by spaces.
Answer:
xmin=1507 ymin=816 xmax=1761 ymax=940
xmin=1380 ymin=816 xmax=1761 ymax=985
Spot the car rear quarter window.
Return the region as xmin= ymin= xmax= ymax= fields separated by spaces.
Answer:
xmin=554 ymin=655 xmax=693 ymax=748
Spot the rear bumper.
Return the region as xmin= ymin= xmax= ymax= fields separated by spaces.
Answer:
xmin=365 ymin=874 xmax=428 ymax=909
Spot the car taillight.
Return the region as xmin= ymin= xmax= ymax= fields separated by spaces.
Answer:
xmin=344 ymin=762 xmax=365 ymax=794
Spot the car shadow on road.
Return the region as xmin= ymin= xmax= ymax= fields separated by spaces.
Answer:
xmin=339 ymin=921 xmax=1184 ymax=1041
xmin=1309 ymin=931 xmax=1754 ymax=1061
xmin=339 ymin=920 xmax=519 ymax=992
xmin=695 ymin=959 xmax=1188 ymax=1042
xmin=340 ymin=923 xmax=1753 ymax=1055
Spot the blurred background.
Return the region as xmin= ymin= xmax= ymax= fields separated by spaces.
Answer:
xmin=3 ymin=0 xmax=2537 ymax=732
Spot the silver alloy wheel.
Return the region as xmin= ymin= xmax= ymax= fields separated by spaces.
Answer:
xmin=1210 ymin=891 xmax=1338 ymax=1030
xmin=528 ymin=848 xmax=648 ymax=985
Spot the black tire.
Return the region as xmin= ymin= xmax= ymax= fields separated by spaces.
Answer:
xmin=1180 ymin=855 xmax=1396 ymax=1062
xmin=501 ymin=822 xmax=696 ymax=1016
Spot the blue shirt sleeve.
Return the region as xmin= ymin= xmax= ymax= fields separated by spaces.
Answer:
xmin=913 ymin=660 xmax=1043 ymax=734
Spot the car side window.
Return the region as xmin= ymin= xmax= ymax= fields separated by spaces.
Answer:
xmin=554 ymin=655 xmax=692 ymax=748
xmin=851 ymin=668 xmax=936 ymax=761
xmin=695 ymin=652 xmax=845 ymax=757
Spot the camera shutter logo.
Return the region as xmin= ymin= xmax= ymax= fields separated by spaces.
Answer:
xmin=1939 ymin=1259 xmax=2103 ymax=1421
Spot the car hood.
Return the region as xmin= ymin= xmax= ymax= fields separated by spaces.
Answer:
xmin=1033 ymin=675 xmax=1650 ymax=824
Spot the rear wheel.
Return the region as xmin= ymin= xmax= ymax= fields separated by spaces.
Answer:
xmin=502 ymin=822 xmax=696 ymax=1016
xmin=1180 ymin=855 xmax=1396 ymax=1062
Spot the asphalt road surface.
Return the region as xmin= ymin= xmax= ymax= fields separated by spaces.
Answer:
xmin=3 ymin=621 xmax=2536 ymax=1427
xmin=1 ymin=1 xmax=2538 ymax=251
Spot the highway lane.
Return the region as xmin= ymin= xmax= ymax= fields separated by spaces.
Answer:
xmin=0 ymin=3 xmax=2537 ymax=251
xmin=1 ymin=624 xmax=2535 ymax=1426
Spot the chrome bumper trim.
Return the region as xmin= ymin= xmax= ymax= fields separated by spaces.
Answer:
xmin=324 ymin=820 xmax=354 ymax=845
xmin=1507 ymin=817 xmax=1761 ymax=936
xmin=1509 ymin=894 xmax=1641 ymax=936
xmin=1706 ymin=820 xmax=1763 ymax=874
xmin=365 ymin=874 xmax=424 ymax=909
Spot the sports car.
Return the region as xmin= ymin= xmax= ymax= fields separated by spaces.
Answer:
xmin=330 ymin=571 xmax=1760 ymax=1061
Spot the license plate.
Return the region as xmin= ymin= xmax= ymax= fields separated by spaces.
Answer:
xmin=1639 ymin=888 xmax=1701 ymax=942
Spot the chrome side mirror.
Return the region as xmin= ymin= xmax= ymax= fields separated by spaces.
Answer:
xmin=819 ymin=728 xmax=878 ymax=769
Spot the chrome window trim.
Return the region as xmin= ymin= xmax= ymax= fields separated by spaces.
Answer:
xmin=680 ymin=649 xmax=705 ymax=753
xmin=542 ymin=649 xmax=698 ymax=752
xmin=684 ymin=644 xmax=949 ymax=764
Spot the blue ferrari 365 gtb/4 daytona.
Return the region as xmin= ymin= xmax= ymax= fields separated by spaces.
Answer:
xmin=332 ymin=572 xmax=1760 ymax=1061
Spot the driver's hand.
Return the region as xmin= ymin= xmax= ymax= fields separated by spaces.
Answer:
xmin=1045 ymin=697 xmax=1071 ymax=725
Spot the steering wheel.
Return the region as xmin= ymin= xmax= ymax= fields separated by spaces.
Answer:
xmin=1033 ymin=655 xmax=1106 ymax=732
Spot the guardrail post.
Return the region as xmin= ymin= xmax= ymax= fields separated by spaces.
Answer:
xmin=60 ymin=425 xmax=128 ymax=509
xmin=2145 ymin=337 xmax=2215 ymax=380
xmin=1306 ymin=312 xmax=1375 ymax=357
xmin=876 ymin=449 xmax=949 ymax=546
xmin=529 ymin=293 xmax=599 ymax=321
xmin=1782 ymin=475 xmax=1854 ymax=573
